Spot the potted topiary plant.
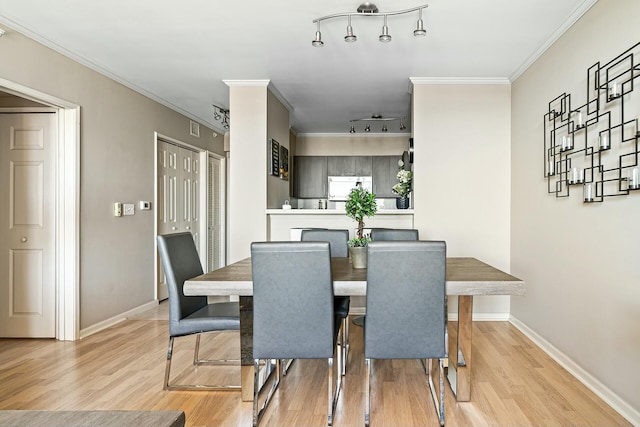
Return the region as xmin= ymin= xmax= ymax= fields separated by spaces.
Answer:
xmin=345 ymin=184 xmax=377 ymax=268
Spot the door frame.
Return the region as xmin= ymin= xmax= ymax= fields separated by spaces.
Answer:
xmin=0 ymin=78 xmax=80 ymax=341
xmin=154 ymin=132 xmax=216 ymax=300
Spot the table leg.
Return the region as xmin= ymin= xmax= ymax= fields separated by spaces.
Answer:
xmin=447 ymin=295 xmax=473 ymax=401
xmin=239 ymin=296 xmax=254 ymax=402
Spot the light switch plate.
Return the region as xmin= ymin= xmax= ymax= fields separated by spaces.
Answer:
xmin=139 ymin=201 xmax=151 ymax=210
xmin=123 ymin=203 xmax=135 ymax=216
xmin=114 ymin=202 xmax=123 ymax=217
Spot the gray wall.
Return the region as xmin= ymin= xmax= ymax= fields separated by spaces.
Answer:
xmin=0 ymin=24 xmax=225 ymax=330
xmin=511 ymin=0 xmax=640 ymax=415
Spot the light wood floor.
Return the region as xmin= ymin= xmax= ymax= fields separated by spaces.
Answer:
xmin=0 ymin=303 xmax=631 ymax=427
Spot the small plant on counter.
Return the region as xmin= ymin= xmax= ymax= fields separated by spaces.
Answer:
xmin=345 ymin=184 xmax=377 ymax=247
xmin=392 ymin=159 xmax=413 ymax=198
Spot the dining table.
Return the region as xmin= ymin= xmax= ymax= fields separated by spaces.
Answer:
xmin=184 ymin=256 xmax=525 ymax=402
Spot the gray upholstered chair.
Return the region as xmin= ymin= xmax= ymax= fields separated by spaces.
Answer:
xmin=364 ymin=241 xmax=446 ymax=427
xmin=251 ymin=241 xmax=343 ymax=427
xmin=301 ymin=229 xmax=350 ymax=375
xmin=157 ymin=232 xmax=240 ymax=391
xmin=370 ymin=228 xmax=419 ymax=241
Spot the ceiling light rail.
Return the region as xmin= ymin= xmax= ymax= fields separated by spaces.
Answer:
xmin=212 ymin=104 xmax=230 ymax=129
xmin=349 ymin=115 xmax=407 ymax=133
xmin=312 ymin=2 xmax=428 ymax=47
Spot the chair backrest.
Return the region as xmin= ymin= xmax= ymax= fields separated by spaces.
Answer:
xmin=364 ymin=241 xmax=446 ymax=359
xmin=370 ymin=228 xmax=419 ymax=241
xmin=157 ymin=232 xmax=207 ymax=337
xmin=251 ymin=241 xmax=335 ymax=360
xmin=301 ymin=229 xmax=349 ymax=258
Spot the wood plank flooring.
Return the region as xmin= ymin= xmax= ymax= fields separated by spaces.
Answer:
xmin=0 ymin=303 xmax=631 ymax=427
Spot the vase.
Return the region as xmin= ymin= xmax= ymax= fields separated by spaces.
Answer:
xmin=349 ymin=246 xmax=367 ymax=269
xmin=396 ymin=196 xmax=410 ymax=209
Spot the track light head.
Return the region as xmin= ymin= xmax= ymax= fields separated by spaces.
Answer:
xmin=379 ymin=15 xmax=391 ymax=42
xmin=414 ymin=8 xmax=426 ymax=36
xmin=364 ymin=124 xmax=371 ymax=132
xmin=381 ymin=124 xmax=388 ymax=132
xmin=350 ymin=125 xmax=356 ymax=133
xmin=312 ymin=22 xmax=324 ymax=47
xmin=345 ymin=15 xmax=357 ymax=42
xmin=312 ymin=31 xmax=324 ymax=47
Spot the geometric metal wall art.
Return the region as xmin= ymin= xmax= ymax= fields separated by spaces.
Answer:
xmin=544 ymin=41 xmax=640 ymax=202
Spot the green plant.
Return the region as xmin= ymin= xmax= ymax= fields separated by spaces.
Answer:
xmin=345 ymin=185 xmax=377 ymax=246
xmin=392 ymin=159 xmax=413 ymax=198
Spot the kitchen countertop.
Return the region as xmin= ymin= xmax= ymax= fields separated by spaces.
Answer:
xmin=266 ymin=209 xmax=414 ymax=215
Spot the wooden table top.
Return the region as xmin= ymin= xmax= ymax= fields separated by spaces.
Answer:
xmin=184 ymin=257 xmax=525 ymax=297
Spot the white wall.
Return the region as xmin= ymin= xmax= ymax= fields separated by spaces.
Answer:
xmin=296 ymin=134 xmax=408 ymax=156
xmin=0 ymin=24 xmax=224 ymax=330
xmin=227 ymin=82 xmax=268 ymax=262
xmin=266 ymin=91 xmax=291 ymax=209
xmin=511 ymin=0 xmax=640 ymax=417
xmin=412 ymin=82 xmax=512 ymax=318
xmin=227 ymin=83 xmax=291 ymax=258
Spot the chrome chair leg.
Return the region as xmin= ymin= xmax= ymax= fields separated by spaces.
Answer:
xmin=282 ymin=358 xmax=295 ymax=376
xmin=253 ymin=358 xmax=281 ymax=427
xmin=165 ymin=334 xmax=241 ymax=391
xmin=365 ymin=358 xmax=371 ymax=427
xmin=427 ymin=358 xmax=446 ymax=427
xmin=193 ymin=332 xmax=240 ymax=365
xmin=328 ymin=355 xmax=342 ymax=426
xmin=163 ymin=337 xmax=175 ymax=391
xmin=341 ymin=317 xmax=348 ymax=376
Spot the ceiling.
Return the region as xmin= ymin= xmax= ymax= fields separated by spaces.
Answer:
xmin=0 ymin=0 xmax=595 ymax=134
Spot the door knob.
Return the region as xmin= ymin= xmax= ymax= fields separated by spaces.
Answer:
xmin=21 ymin=237 xmax=27 ymax=243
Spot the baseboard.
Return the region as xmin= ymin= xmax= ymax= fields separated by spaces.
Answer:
xmin=448 ymin=312 xmax=510 ymax=321
xmin=348 ymin=308 xmax=510 ymax=321
xmin=510 ymin=315 xmax=640 ymax=426
xmin=79 ymin=300 xmax=159 ymax=339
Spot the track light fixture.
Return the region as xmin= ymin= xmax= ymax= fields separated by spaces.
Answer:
xmin=212 ymin=104 xmax=230 ymax=130
xmin=349 ymin=115 xmax=408 ymax=133
xmin=312 ymin=2 xmax=428 ymax=47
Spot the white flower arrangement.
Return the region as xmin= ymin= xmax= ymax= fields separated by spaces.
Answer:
xmin=392 ymin=159 xmax=412 ymax=198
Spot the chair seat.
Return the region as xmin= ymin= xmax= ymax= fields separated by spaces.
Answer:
xmin=334 ymin=296 xmax=350 ymax=318
xmin=171 ymin=302 xmax=240 ymax=337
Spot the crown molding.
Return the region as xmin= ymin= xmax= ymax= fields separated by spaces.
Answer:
xmin=509 ymin=0 xmax=599 ymax=82
xmin=223 ymin=79 xmax=270 ymax=87
xmin=267 ymin=82 xmax=293 ymax=113
xmin=0 ymin=18 xmax=224 ymax=132
xmin=410 ymin=77 xmax=510 ymax=85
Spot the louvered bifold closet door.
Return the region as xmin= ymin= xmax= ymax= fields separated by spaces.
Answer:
xmin=207 ymin=155 xmax=224 ymax=272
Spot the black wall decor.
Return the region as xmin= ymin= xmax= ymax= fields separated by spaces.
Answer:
xmin=544 ymin=42 xmax=640 ymax=203
xmin=269 ymin=139 xmax=280 ymax=177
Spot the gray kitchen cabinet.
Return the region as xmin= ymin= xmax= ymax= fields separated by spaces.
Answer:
xmin=372 ymin=155 xmax=402 ymax=197
xmin=354 ymin=156 xmax=373 ymax=176
xmin=327 ymin=156 xmax=372 ymax=176
xmin=293 ymin=156 xmax=328 ymax=198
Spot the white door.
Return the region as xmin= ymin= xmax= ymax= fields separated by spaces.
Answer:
xmin=157 ymin=139 xmax=200 ymax=300
xmin=0 ymin=112 xmax=56 ymax=337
